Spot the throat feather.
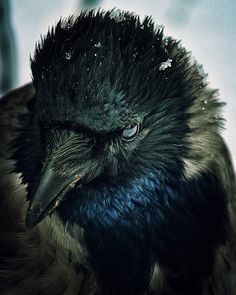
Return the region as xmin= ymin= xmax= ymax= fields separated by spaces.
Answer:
xmin=57 ymin=170 xmax=229 ymax=294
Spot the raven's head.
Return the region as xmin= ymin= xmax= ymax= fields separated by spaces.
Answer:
xmin=13 ymin=10 xmax=227 ymax=295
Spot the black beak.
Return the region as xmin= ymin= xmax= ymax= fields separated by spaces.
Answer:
xmin=26 ymin=162 xmax=83 ymax=228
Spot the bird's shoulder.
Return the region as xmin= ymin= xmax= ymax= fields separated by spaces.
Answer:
xmin=208 ymin=139 xmax=236 ymax=295
xmin=0 ymin=85 xmax=97 ymax=295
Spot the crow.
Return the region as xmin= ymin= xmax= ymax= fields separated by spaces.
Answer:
xmin=0 ymin=10 xmax=236 ymax=295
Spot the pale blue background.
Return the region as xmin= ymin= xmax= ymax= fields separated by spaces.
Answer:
xmin=12 ymin=0 xmax=236 ymax=165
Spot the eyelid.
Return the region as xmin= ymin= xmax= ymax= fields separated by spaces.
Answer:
xmin=127 ymin=122 xmax=138 ymax=129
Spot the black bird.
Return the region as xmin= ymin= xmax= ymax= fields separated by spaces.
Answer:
xmin=0 ymin=10 xmax=236 ymax=295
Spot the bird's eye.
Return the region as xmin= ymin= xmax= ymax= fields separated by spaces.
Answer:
xmin=121 ymin=123 xmax=140 ymax=142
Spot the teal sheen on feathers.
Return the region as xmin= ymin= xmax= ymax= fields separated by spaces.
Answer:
xmin=0 ymin=10 xmax=236 ymax=295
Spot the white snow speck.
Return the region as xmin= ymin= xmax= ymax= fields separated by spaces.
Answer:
xmin=159 ymin=59 xmax=172 ymax=71
xmin=65 ymin=52 xmax=72 ymax=60
xmin=204 ymin=99 xmax=208 ymax=104
xmin=110 ymin=9 xmax=126 ymax=22
xmin=110 ymin=9 xmax=121 ymax=18
xmin=94 ymin=42 xmax=102 ymax=48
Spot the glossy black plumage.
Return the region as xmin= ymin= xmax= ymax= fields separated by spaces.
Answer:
xmin=0 ymin=10 xmax=236 ymax=295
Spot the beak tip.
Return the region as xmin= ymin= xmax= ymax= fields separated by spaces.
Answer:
xmin=25 ymin=217 xmax=35 ymax=229
xmin=25 ymin=215 xmax=35 ymax=229
xmin=25 ymin=203 xmax=42 ymax=229
xmin=25 ymin=211 xmax=37 ymax=229
xmin=24 ymin=167 xmax=83 ymax=229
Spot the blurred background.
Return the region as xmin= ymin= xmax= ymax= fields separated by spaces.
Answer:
xmin=0 ymin=0 xmax=235 ymax=165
